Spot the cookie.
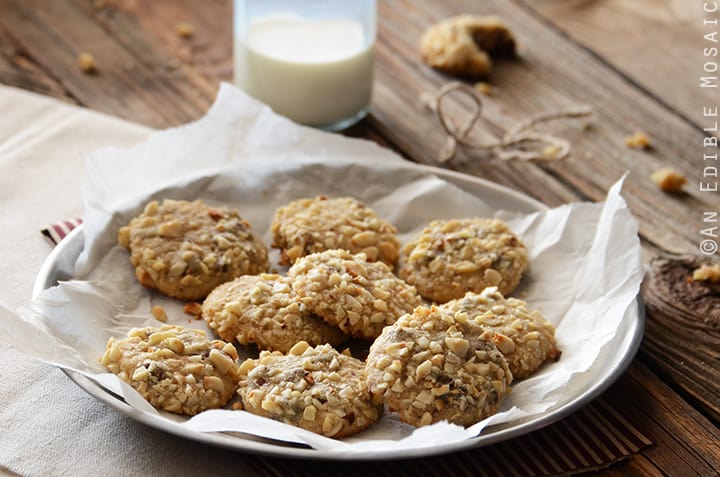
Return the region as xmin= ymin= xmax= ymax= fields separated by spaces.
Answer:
xmin=202 ymin=273 xmax=347 ymax=353
xmin=366 ymin=306 xmax=512 ymax=427
xmin=441 ymin=288 xmax=559 ymax=379
xmin=237 ymin=341 xmax=382 ymax=438
xmin=398 ymin=218 xmax=528 ymax=303
xmin=100 ymin=325 xmax=240 ymax=416
xmin=270 ymin=196 xmax=400 ymax=266
xmin=420 ymin=15 xmax=517 ymax=78
xmin=289 ymin=249 xmax=423 ymax=340
xmin=118 ymin=199 xmax=269 ymax=301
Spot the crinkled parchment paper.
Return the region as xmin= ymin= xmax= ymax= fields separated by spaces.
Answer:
xmin=0 ymin=84 xmax=644 ymax=454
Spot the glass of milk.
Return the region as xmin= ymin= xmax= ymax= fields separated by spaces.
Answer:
xmin=234 ymin=0 xmax=376 ymax=131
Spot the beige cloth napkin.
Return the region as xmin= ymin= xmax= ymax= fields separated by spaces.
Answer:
xmin=0 ymin=85 xmax=270 ymax=476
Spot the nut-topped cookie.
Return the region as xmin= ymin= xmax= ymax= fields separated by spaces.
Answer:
xmin=270 ymin=196 xmax=401 ymax=266
xmin=118 ymin=199 xmax=269 ymax=301
xmin=420 ymin=15 xmax=517 ymax=78
xmin=100 ymin=325 xmax=240 ymax=416
xmin=441 ymin=288 xmax=559 ymax=379
xmin=366 ymin=306 xmax=512 ymax=427
xmin=398 ymin=218 xmax=528 ymax=303
xmin=237 ymin=342 xmax=382 ymax=438
xmin=202 ymin=274 xmax=347 ymax=353
xmin=289 ymin=249 xmax=423 ymax=340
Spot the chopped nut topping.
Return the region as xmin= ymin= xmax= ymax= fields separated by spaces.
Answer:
xmin=100 ymin=325 xmax=239 ymax=415
xmin=118 ymin=199 xmax=269 ymax=301
xmin=290 ymin=249 xmax=422 ymax=339
xmin=271 ymin=196 xmax=400 ymax=266
xmin=237 ymin=343 xmax=382 ymax=438
xmin=202 ymin=274 xmax=346 ymax=353
xmin=399 ymin=218 xmax=527 ymax=303
xmin=441 ymin=287 xmax=558 ymax=379
xmin=366 ymin=306 xmax=512 ymax=427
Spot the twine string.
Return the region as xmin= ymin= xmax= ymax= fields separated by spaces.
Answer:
xmin=422 ymin=82 xmax=593 ymax=162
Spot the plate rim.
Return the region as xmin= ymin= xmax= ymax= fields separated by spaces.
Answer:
xmin=33 ymin=165 xmax=645 ymax=460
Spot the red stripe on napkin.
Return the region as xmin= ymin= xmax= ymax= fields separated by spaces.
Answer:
xmin=41 ymin=218 xmax=82 ymax=245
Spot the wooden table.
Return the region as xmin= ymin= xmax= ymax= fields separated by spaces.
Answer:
xmin=1 ymin=0 xmax=718 ymax=475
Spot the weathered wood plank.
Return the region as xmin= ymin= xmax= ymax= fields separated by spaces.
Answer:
xmin=374 ymin=0 xmax=716 ymax=254
xmin=522 ymin=0 xmax=719 ymax=136
xmin=0 ymin=0 xmax=216 ymax=127
xmin=618 ymin=362 xmax=720 ymax=474
xmin=641 ymin=255 xmax=720 ymax=424
xmin=0 ymin=22 xmax=76 ymax=102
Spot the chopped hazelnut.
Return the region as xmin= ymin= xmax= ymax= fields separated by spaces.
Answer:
xmin=176 ymin=22 xmax=194 ymax=38
xmin=625 ymin=131 xmax=651 ymax=149
xmin=650 ymin=167 xmax=687 ymax=193
xmin=151 ymin=305 xmax=168 ymax=322
xmin=691 ymin=264 xmax=720 ymax=283
xmin=77 ymin=53 xmax=96 ymax=74
xmin=183 ymin=302 xmax=203 ymax=317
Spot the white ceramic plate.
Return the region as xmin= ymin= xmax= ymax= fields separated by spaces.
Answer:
xmin=33 ymin=165 xmax=644 ymax=460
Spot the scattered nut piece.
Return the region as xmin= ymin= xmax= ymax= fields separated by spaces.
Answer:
xmin=651 ymin=167 xmax=687 ymax=193
xmin=474 ymin=82 xmax=493 ymax=95
xmin=183 ymin=302 xmax=203 ymax=317
xmin=77 ymin=52 xmax=96 ymax=74
xmin=625 ymin=131 xmax=650 ymax=149
xmin=176 ymin=22 xmax=194 ymax=38
xmin=151 ymin=305 xmax=168 ymax=323
xmin=690 ymin=263 xmax=720 ymax=283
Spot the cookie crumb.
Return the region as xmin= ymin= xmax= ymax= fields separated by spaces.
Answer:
xmin=625 ymin=131 xmax=650 ymax=149
xmin=93 ymin=0 xmax=106 ymax=10
xmin=651 ymin=167 xmax=687 ymax=193
xmin=77 ymin=53 xmax=96 ymax=74
xmin=183 ymin=302 xmax=203 ymax=317
xmin=176 ymin=22 xmax=194 ymax=38
xmin=474 ymin=82 xmax=493 ymax=95
xmin=151 ymin=305 xmax=168 ymax=322
xmin=690 ymin=263 xmax=720 ymax=283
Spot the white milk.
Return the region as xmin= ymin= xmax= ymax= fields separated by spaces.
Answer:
xmin=234 ymin=14 xmax=373 ymax=128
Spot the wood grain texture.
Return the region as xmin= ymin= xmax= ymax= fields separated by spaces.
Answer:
xmin=0 ymin=0 xmax=217 ymax=127
xmin=606 ymin=362 xmax=720 ymax=476
xmin=642 ymin=256 xmax=720 ymax=423
xmin=524 ymin=0 xmax=719 ymax=136
xmin=373 ymin=0 xmax=715 ymax=254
